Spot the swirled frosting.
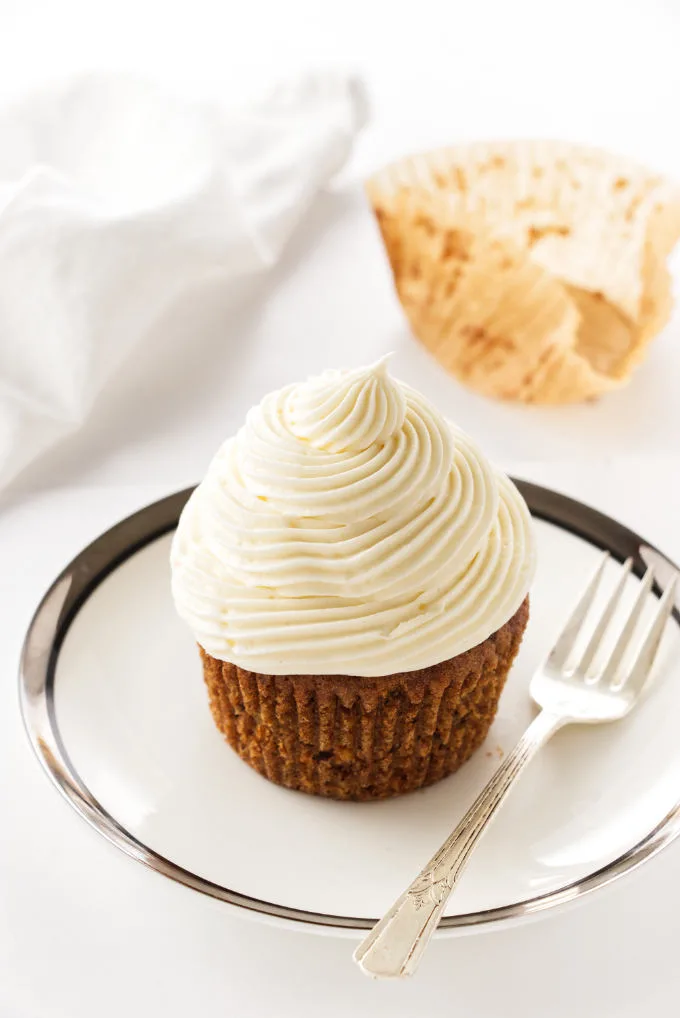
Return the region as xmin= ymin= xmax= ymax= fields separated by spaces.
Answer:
xmin=171 ymin=359 xmax=535 ymax=676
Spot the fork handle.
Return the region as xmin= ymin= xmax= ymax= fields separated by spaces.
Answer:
xmin=354 ymin=709 xmax=565 ymax=978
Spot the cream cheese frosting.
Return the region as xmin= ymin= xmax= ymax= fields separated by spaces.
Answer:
xmin=170 ymin=359 xmax=536 ymax=676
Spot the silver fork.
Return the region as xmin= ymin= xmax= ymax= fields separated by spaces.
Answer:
xmin=354 ymin=553 xmax=678 ymax=978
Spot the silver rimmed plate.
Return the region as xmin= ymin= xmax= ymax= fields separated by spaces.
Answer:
xmin=19 ymin=483 xmax=680 ymax=935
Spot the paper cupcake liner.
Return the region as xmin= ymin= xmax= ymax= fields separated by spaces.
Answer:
xmin=199 ymin=599 xmax=529 ymax=802
xmin=368 ymin=141 xmax=680 ymax=404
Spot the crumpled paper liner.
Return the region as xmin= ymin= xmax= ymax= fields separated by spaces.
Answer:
xmin=368 ymin=141 xmax=680 ymax=404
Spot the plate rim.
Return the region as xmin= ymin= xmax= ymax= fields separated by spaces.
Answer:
xmin=18 ymin=481 xmax=680 ymax=933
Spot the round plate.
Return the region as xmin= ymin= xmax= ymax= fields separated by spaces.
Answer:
xmin=19 ymin=483 xmax=680 ymax=935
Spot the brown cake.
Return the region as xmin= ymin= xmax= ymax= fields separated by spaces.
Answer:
xmin=200 ymin=598 xmax=528 ymax=800
xmin=171 ymin=360 xmax=535 ymax=801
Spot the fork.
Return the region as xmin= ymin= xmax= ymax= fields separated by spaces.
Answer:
xmin=354 ymin=553 xmax=678 ymax=978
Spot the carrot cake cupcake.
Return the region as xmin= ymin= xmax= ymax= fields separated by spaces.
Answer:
xmin=171 ymin=359 xmax=535 ymax=800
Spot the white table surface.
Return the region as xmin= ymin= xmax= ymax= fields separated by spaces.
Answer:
xmin=2 ymin=1 xmax=680 ymax=1015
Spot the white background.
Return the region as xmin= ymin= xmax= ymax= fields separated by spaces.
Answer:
xmin=2 ymin=1 xmax=680 ymax=1016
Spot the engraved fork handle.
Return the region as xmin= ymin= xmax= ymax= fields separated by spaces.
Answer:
xmin=354 ymin=709 xmax=565 ymax=978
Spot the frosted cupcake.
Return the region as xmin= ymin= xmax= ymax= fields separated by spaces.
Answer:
xmin=171 ymin=360 xmax=535 ymax=800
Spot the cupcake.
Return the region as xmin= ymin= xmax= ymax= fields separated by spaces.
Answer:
xmin=171 ymin=360 xmax=535 ymax=800
xmin=368 ymin=141 xmax=680 ymax=404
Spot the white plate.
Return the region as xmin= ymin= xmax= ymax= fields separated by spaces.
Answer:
xmin=19 ymin=483 xmax=680 ymax=935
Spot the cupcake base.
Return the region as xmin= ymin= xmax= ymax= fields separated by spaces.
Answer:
xmin=200 ymin=597 xmax=529 ymax=801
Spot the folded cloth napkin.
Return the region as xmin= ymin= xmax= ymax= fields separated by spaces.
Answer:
xmin=0 ymin=72 xmax=367 ymax=492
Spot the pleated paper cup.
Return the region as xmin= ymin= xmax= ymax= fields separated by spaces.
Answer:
xmin=368 ymin=141 xmax=680 ymax=404
xmin=199 ymin=600 xmax=529 ymax=801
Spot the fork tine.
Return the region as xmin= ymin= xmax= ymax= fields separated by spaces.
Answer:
xmin=548 ymin=552 xmax=609 ymax=671
xmin=577 ymin=557 xmax=634 ymax=677
xmin=600 ymin=566 xmax=654 ymax=686
xmin=619 ymin=577 xmax=678 ymax=696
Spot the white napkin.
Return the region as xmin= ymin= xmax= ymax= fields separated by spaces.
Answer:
xmin=0 ymin=72 xmax=367 ymax=492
